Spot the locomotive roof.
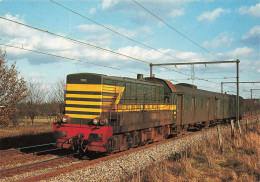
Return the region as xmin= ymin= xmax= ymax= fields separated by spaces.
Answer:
xmin=174 ymin=83 xmax=236 ymax=98
xmin=145 ymin=77 xmax=178 ymax=93
xmin=67 ymin=73 xmax=243 ymax=99
xmin=67 ymin=72 xmax=164 ymax=87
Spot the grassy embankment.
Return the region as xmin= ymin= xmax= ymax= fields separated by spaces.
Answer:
xmin=129 ymin=120 xmax=260 ymax=182
xmin=0 ymin=117 xmax=54 ymax=149
xmin=0 ymin=116 xmax=54 ymax=138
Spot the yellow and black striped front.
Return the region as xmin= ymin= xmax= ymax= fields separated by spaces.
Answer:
xmin=65 ymin=84 xmax=103 ymax=123
xmin=65 ymin=74 xmax=104 ymax=124
xmin=64 ymin=73 xmax=125 ymax=124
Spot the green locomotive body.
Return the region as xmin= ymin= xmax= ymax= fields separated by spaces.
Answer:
xmin=54 ymin=73 xmax=243 ymax=153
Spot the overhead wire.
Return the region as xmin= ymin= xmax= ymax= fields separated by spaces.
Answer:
xmin=129 ymin=0 xmax=252 ymax=91
xmin=0 ymin=16 xmax=148 ymax=64
xmin=0 ymin=16 xmax=219 ymax=84
xmin=0 ymin=11 xmax=254 ymax=98
xmin=0 ymin=9 xmax=72 ymax=37
xmin=171 ymin=77 xmax=236 ymax=81
xmin=130 ymin=0 xmax=223 ymax=61
xmin=50 ymin=0 xmax=187 ymax=63
xmin=2 ymin=3 xmax=254 ymax=94
xmin=0 ymin=43 xmax=143 ymax=76
xmin=0 ymin=43 xmax=244 ymax=95
xmin=49 ymin=0 xmax=205 ymax=81
xmin=0 ymin=16 xmax=239 ymax=88
xmin=0 ymin=40 xmax=241 ymax=92
xmin=49 ymin=0 xmax=221 ymax=83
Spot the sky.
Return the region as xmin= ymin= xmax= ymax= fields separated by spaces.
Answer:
xmin=0 ymin=0 xmax=259 ymax=99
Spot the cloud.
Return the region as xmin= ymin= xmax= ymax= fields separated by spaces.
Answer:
xmin=1 ymin=13 xmax=258 ymax=84
xmin=253 ymin=60 xmax=260 ymax=73
xmin=202 ymin=32 xmax=233 ymax=49
xmin=0 ymin=14 xmax=31 ymax=37
xmin=101 ymin=0 xmax=197 ymax=10
xmin=197 ymin=8 xmax=231 ymax=23
xmin=242 ymin=25 xmax=260 ymax=45
xmin=89 ymin=8 xmax=96 ymax=15
xmin=101 ymin=0 xmax=119 ymax=10
xmin=224 ymin=47 xmax=256 ymax=59
xmin=78 ymin=24 xmax=108 ymax=34
xmin=169 ymin=9 xmax=185 ymax=18
xmin=0 ymin=14 xmax=83 ymax=64
xmin=78 ymin=24 xmax=139 ymax=38
xmin=0 ymin=14 xmax=75 ymax=51
xmin=101 ymin=0 xmax=196 ymax=23
xmin=77 ymin=23 xmax=153 ymax=47
xmin=238 ymin=3 xmax=260 ymax=17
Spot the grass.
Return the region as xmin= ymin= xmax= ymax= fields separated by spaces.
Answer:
xmin=0 ymin=116 xmax=54 ymax=138
xmin=0 ymin=117 xmax=55 ymax=149
xmin=0 ymin=125 xmax=52 ymax=138
xmin=127 ymin=121 xmax=260 ymax=182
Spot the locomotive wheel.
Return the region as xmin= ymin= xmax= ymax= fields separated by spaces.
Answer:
xmin=126 ymin=137 xmax=133 ymax=150
xmin=106 ymin=138 xmax=114 ymax=153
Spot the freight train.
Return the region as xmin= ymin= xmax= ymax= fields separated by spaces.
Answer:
xmin=53 ymin=73 xmax=243 ymax=154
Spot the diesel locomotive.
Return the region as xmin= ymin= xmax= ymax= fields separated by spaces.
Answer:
xmin=53 ymin=73 xmax=243 ymax=154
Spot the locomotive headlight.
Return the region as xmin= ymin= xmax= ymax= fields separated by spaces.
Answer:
xmin=93 ymin=118 xmax=99 ymax=125
xmin=58 ymin=115 xmax=70 ymax=123
xmin=62 ymin=117 xmax=68 ymax=122
xmin=99 ymin=118 xmax=108 ymax=126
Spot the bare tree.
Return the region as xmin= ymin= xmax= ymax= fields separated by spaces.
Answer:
xmin=24 ymin=78 xmax=48 ymax=124
xmin=0 ymin=49 xmax=27 ymax=126
xmin=48 ymin=79 xmax=66 ymax=116
xmin=52 ymin=79 xmax=66 ymax=103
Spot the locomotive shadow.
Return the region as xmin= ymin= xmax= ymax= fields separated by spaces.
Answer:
xmin=0 ymin=132 xmax=55 ymax=150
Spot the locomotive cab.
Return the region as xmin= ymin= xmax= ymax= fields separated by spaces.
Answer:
xmin=53 ymin=73 xmax=114 ymax=153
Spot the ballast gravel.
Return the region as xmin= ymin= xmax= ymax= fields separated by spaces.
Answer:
xmin=46 ymin=124 xmax=234 ymax=182
xmin=1 ymin=160 xmax=85 ymax=182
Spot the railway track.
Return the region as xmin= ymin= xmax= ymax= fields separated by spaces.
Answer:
xmin=17 ymin=125 xmax=220 ymax=182
xmin=0 ymin=127 xmax=194 ymax=181
xmin=0 ymin=143 xmax=82 ymax=181
xmin=0 ymin=151 xmax=81 ymax=181
xmin=1 ymin=116 xmax=258 ymax=182
xmin=9 ymin=123 xmax=230 ymax=181
xmin=0 ymin=143 xmax=61 ymax=169
xmin=0 ymin=143 xmax=55 ymax=159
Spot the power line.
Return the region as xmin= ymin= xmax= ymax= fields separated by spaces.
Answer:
xmin=175 ymin=77 xmax=236 ymax=80
xmin=0 ymin=16 xmax=185 ymax=75
xmin=50 ymin=0 xmax=218 ymax=82
xmin=0 ymin=43 xmax=250 ymax=98
xmin=0 ymin=43 xmax=142 ymax=75
xmin=130 ymin=0 xmax=223 ymax=60
xmin=50 ymin=0 xmax=187 ymax=63
xmin=0 ymin=16 xmax=228 ymax=85
xmin=0 ymin=9 xmax=72 ymax=37
xmin=0 ymin=16 xmax=197 ymax=79
xmin=0 ymin=41 xmax=216 ymax=86
xmin=0 ymin=16 xmax=148 ymax=64
xmin=0 ymin=41 xmax=235 ymax=91
xmin=49 ymin=0 xmax=230 ymax=85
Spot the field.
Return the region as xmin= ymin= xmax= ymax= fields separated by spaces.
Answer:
xmin=129 ymin=121 xmax=260 ymax=182
xmin=0 ymin=116 xmax=54 ymax=138
xmin=0 ymin=116 xmax=55 ymax=150
xmin=1 ymin=117 xmax=259 ymax=181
